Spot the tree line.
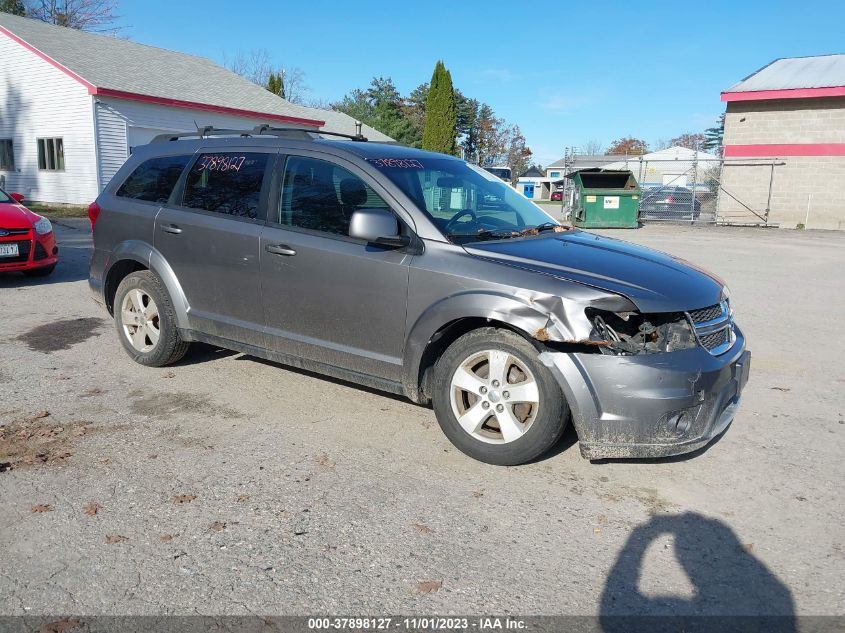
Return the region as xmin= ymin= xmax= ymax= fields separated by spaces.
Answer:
xmin=1 ymin=0 xmax=119 ymax=32
xmin=332 ymin=60 xmax=532 ymax=182
xmin=591 ymin=114 xmax=725 ymax=156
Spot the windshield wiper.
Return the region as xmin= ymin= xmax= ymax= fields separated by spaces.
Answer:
xmin=516 ymin=222 xmax=569 ymax=236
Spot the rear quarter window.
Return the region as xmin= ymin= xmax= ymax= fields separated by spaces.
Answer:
xmin=116 ymin=155 xmax=192 ymax=203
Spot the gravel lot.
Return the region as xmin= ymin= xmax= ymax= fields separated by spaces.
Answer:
xmin=1 ymin=219 xmax=843 ymax=619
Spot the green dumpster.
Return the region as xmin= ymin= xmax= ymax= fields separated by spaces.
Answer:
xmin=566 ymin=168 xmax=641 ymax=228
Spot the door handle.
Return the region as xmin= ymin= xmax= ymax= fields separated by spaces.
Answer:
xmin=160 ymin=224 xmax=182 ymax=235
xmin=266 ymin=244 xmax=296 ymax=256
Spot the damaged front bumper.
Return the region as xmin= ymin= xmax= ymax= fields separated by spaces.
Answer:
xmin=540 ymin=327 xmax=750 ymax=459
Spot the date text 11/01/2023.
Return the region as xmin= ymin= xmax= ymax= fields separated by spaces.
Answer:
xmin=307 ymin=617 xmax=527 ymax=630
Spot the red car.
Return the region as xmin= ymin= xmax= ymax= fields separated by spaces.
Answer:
xmin=551 ymin=190 xmax=563 ymax=201
xmin=0 ymin=189 xmax=58 ymax=277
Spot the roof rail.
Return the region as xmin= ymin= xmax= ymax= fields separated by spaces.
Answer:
xmin=151 ymin=123 xmax=369 ymax=144
xmin=253 ymin=124 xmax=368 ymax=142
xmin=152 ymin=127 xmax=253 ymax=142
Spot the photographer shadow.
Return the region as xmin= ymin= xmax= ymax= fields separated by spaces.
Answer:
xmin=600 ymin=513 xmax=796 ymax=633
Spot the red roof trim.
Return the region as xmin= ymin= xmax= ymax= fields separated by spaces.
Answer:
xmin=0 ymin=25 xmax=325 ymax=127
xmin=93 ymin=88 xmax=325 ymax=127
xmin=0 ymin=24 xmax=96 ymax=91
xmin=724 ymin=143 xmax=845 ymax=157
xmin=721 ymin=86 xmax=845 ymax=102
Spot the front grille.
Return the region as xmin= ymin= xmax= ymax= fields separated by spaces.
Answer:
xmin=0 ymin=227 xmax=31 ymax=236
xmin=687 ymin=300 xmax=734 ymax=355
xmin=0 ymin=240 xmax=31 ymax=264
xmin=699 ymin=328 xmax=730 ymax=351
xmin=689 ymin=303 xmax=723 ymax=324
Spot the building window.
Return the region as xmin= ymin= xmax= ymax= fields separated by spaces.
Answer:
xmin=0 ymin=139 xmax=14 ymax=170
xmin=37 ymin=138 xmax=65 ymax=171
xmin=549 ymin=171 xmax=560 ymax=178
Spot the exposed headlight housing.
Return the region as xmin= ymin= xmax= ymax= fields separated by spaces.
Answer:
xmin=587 ymin=308 xmax=697 ymax=355
xmin=33 ymin=215 xmax=52 ymax=235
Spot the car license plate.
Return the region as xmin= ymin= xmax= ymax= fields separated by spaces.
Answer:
xmin=0 ymin=243 xmax=19 ymax=257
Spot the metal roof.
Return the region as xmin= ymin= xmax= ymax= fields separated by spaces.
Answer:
xmin=726 ymin=54 xmax=845 ymax=92
xmin=0 ymin=13 xmax=393 ymax=141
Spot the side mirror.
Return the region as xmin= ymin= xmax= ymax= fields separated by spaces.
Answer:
xmin=10 ymin=192 xmax=24 ymax=203
xmin=349 ymin=208 xmax=409 ymax=248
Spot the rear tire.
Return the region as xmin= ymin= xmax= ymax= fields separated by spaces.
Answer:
xmin=432 ymin=327 xmax=568 ymax=466
xmin=114 ymin=270 xmax=189 ymax=367
xmin=24 ymin=264 xmax=55 ymax=277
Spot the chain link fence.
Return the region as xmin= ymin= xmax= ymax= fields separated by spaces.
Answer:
xmin=560 ymin=155 xmax=781 ymax=226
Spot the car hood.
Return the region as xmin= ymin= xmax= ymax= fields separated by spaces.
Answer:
xmin=0 ymin=203 xmax=37 ymax=230
xmin=463 ymin=229 xmax=725 ymax=312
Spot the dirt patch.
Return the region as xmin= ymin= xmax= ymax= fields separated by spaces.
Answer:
xmin=130 ymin=391 xmax=245 ymax=421
xmin=0 ymin=414 xmax=95 ymax=472
xmin=17 ymin=317 xmax=105 ymax=353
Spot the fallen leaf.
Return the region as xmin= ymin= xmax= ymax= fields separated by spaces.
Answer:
xmin=97 ymin=458 xmax=111 ymax=465
xmin=162 ymin=371 xmax=175 ymax=379
xmin=236 ymin=494 xmax=250 ymax=502
xmin=83 ymin=502 xmax=101 ymax=516
xmin=412 ymin=523 xmax=432 ymax=534
xmin=29 ymin=410 xmax=50 ymax=421
xmin=105 ymin=534 xmax=128 ymax=544
xmin=316 ymin=453 xmax=333 ymax=467
xmin=209 ymin=521 xmax=226 ymax=532
xmin=31 ymin=504 xmax=52 ymax=513
xmin=740 ymin=542 xmax=754 ymax=552
xmin=172 ymin=494 xmax=196 ymax=504
xmin=770 ymin=386 xmax=791 ymax=392
xmin=160 ymin=533 xmax=177 ymax=542
xmin=39 ymin=617 xmax=81 ymax=633
xmin=416 ymin=580 xmax=442 ymax=594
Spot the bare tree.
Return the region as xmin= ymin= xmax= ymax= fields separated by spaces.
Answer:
xmin=224 ymin=48 xmax=309 ymax=105
xmin=26 ymin=0 xmax=119 ymax=32
xmin=581 ymin=138 xmax=604 ymax=155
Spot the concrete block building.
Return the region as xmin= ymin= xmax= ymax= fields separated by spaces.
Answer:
xmin=720 ymin=54 xmax=845 ymax=230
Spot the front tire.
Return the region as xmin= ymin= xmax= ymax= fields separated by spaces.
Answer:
xmin=432 ymin=327 xmax=569 ymax=465
xmin=114 ymin=271 xmax=189 ymax=367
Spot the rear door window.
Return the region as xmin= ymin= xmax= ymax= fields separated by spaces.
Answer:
xmin=116 ymin=155 xmax=192 ymax=203
xmin=182 ymin=152 xmax=270 ymax=220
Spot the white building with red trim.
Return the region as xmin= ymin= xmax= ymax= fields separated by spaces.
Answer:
xmin=720 ymin=54 xmax=845 ymax=230
xmin=0 ymin=13 xmax=391 ymax=205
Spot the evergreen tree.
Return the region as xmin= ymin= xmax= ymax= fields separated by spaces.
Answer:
xmin=702 ymin=113 xmax=725 ymax=154
xmin=422 ymin=61 xmax=457 ymax=155
xmin=0 ymin=0 xmax=26 ymax=15
xmin=266 ymin=72 xmax=285 ymax=99
xmin=334 ymin=77 xmax=417 ymax=146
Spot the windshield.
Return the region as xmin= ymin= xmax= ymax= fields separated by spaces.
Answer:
xmin=367 ymin=157 xmax=559 ymax=244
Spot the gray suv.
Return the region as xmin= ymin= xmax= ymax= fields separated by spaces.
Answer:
xmin=89 ymin=127 xmax=750 ymax=465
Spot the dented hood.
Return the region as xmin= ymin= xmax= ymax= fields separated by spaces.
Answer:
xmin=463 ymin=230 xmax=725 ymax=313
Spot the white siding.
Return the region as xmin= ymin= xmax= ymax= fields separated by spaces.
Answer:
xmin=93 ymin=101 xmax=127 ymax=190
xmin=95 ymin=97 xmax=317 ymax=187
xmin=0 ymin=33 xmax=98 ymax=204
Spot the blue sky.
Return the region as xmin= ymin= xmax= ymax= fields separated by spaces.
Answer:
xmin=120 ymin=0 xmax=844 ymax=166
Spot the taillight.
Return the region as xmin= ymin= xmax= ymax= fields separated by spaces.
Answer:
xmin=88 ymin=201 xmax=101 ymax=229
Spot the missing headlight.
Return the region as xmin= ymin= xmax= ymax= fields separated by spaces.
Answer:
xmin=586 ymin=309 xmax=697 ymax=355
